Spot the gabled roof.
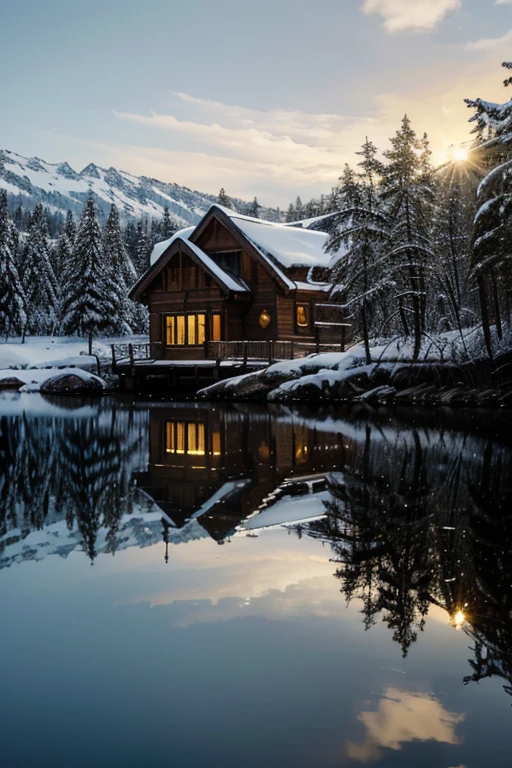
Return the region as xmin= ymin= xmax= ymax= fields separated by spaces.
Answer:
xmin=133 ymin=204 xmax=333 ymax=300
xmin=130 ymin=231 xmax=250 ymax=302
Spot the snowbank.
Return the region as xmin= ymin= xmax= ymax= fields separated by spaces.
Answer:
xmin=199 ymin=334 xmax=512 ymax=407
xmin=0 ymin=367 xmax=107 ymax=394
xmin=0 ymin=334 xmax=148 ymax=370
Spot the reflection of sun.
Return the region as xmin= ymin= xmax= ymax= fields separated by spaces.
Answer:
xmin=454 ymin=610 xmax=465 ymax=630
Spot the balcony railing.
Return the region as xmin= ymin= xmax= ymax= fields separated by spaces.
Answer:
xmin=111 ymin=339 xmax=347 ymax=369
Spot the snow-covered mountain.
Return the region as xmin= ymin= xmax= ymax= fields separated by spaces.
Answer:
xmin=0 ymin=149 xmax=265 ymax=227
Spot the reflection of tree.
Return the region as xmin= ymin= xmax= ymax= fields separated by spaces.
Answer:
xmin=0 ymin=405 xmax=146 ymax=562
xmin=460 ymin=442 xmax=512 ymax=696
xmin=300 ymin=421 xmax=512 ymax=694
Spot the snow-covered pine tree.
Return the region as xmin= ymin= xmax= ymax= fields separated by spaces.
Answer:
xmin=285 ymin=203 xmax=296 ymax=222
xmin=465 ymin=62 xmax=512 ymax=358
xmin=381 ymin=116 xmax=436 ymax=361
xmin=295 ymin=196 xmax=304 ymax=220
xmin=432 ymin=162 xmax=478 ymax=345
xmin=61 ymin=194 xmax=121 ymax=353
xmin=326 ymin=141 xmax=391 ymax=364
xmin=161 ymin=206 xmax=178 ymax=240
xmin=132 ymin=220 xmax=152 ymax=276
xmin=0 ymin=190 xmax=26 ymax=340
xmin=103 ymin=203 xmax=138 ymax=334
xmin=217 ymin=188 xmax=232 ymax=208
xmin=246 ymin=197 xmax=261 ymax=218
xmin=20 ymin=202 xmax=58 ymax=335
xmin=321 ymin=164 xmax=360 ymax=236
xmin=64 ymin=209 xmax=76 ymax=243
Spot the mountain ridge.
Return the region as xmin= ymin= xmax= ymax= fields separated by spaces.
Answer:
xmin=0 ymin=148 xmax=276 ymax=227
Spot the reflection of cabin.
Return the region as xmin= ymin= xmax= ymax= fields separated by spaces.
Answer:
xmin=129 ymin=205 xmax=348 ymax=361
xmin=133 ymin=405 xmax=354 ymax=542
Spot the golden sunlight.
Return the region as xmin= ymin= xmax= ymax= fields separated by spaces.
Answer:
xmin=453 ymin=147 xmax=468 ymax=162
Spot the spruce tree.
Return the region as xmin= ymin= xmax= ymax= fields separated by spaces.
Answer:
xmin=61 ymin=194 xmax=120 ymax=353
xmin=285 ymin=203 xmax=296 ymax=222
xmin=161 ymin=206 xmax=177 ymax=240
xmin=0 ymin=190 xmax=26 ymax=340
xmin=103 ymin=204 xmax=136 ymax=333
xmin=20 ymin=202 xmax=58 ymax=335
xmin=327 ymin=142 xmax=391 ymax=363
xmin=381 ymin=116 xmax=436 ymax=361
xmin=465 ymin=62 xmax=512 ymax=358
xmin=246 ymin=196 xmax=261 ymax=219
xmin=132 ymin=220 xmax=152 ymax=276
xmin=217 ymin=188 xmax=231 ymax=208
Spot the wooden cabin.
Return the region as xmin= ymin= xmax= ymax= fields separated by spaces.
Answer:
xmin=130 ymin=205 xmax=348 ymax=361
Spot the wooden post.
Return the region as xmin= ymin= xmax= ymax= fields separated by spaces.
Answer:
xmin=341 ymin=327 xmax=346 ymax=353
xmin=268 ymin=340 xmax=273 ymax=365
xmin=111 ymin=344 xmax=117 ymax=369
xmin=128 ymin=343 xmax=135 ymax=378
xmin=243 ymin=341 xmax=248 ymax=367
xmin=290 ymin=341 xmax=294 ymax=360
xmin=315 ymin=341 xmax=320 ymax=355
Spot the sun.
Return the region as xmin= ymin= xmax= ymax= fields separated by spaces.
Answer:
xmin=453 ymin=147 xmax=468 ymax=162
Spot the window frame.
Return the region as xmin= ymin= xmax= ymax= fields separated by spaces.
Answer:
xmin=165 ymin=313 xmax=207 ymax=347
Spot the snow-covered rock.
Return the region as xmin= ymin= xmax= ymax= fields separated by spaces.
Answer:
xmin=40 ymin=372 xmax=105 ymax=395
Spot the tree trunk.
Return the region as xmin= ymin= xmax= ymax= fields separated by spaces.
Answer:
xmin=478 ymin=276 xmax=493 ymax=361
xmin=491 ymin=272 xmax=502 ymax=341
xmin=88 ymin=331 xmax=93 ymax=356
xmin=399 ymin=298 xmax=409 ymax=337
xmin=361 ymin=303 xmax=371 ymax=365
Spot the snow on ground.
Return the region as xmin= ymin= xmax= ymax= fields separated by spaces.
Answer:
xmin=0 ymin=335 xmax=148 ymax=393
xmin=0 ymin=335 xmax=148 ymax=369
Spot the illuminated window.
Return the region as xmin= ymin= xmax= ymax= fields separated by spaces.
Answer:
xmin=212 ymin=313 xmax=222 ymax=341
xmin=197 ymin=314 xmax=206 ymax=345
xmin=294 ymin=427 xmax=309 ymax=465
xmin=212 ymin=431 xmax=221 ymax=456
xmin=176 ymin=316 xmax=185 ymax=345
xmin=188 ymin=315 xmax=196 ymax=346
xmin=165 ymin=422 xmax=175 ymax=453
xmin=165 ymin=316 xmax=175 ymax=346
xmin=166 ymin=421 xmax=205 ymax=456
xmin=176 ymin=422 xmax=185 ymax=454
xmin=296 ymin=305 xmax=309 ymax=327
xmin=165 ymin=314 xmax=207 ymax=346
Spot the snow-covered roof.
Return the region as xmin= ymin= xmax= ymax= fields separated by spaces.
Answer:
xmin=141 ymin=204 xmax=335 ymax=299
xmin=150 ymin=226 xmax=195 ymax=266
xmin=226 ymin=211 xmax=332 ymax=269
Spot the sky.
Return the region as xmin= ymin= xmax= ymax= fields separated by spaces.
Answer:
xmin=0 ymin=0 xmax=511 ymax=206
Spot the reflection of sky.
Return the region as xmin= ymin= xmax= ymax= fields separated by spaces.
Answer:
xmin=0 ymin=528 xmax=509 ymax=768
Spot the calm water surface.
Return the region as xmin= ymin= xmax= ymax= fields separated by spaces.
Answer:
xmin=0 ymin=394 xmax=511 ymax=767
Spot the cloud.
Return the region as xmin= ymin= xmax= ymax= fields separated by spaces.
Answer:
xmin=105 ymin=50 xmax=507 ymax=206
xmin=111 ymin=84 xmax=470 ymax=204
xmin=347 ymin=687 xmax=465 ymax=762
xmin=496 ymin=0 xmax=512 ymax=5
xmin=362 ymin=0 xmax=461 ymax=31
xmin=466 ymin=28 xmax=512 ymax=50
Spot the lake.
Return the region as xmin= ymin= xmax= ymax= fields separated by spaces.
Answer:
xmin=0 ymin=394 xmax=511 ymax=767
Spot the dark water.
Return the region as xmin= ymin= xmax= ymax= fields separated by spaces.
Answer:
xmin=1 ymin=394 xmax=511 ymax=768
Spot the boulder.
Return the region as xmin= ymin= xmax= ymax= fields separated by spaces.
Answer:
xmin=0 ymin=376 xmax=25 ymax=391
xmin=40 ymin=373 xmax=105 ymax=395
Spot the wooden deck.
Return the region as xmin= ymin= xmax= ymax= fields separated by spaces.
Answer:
xmin=111 ymin=339 xmax=346 ymax=394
